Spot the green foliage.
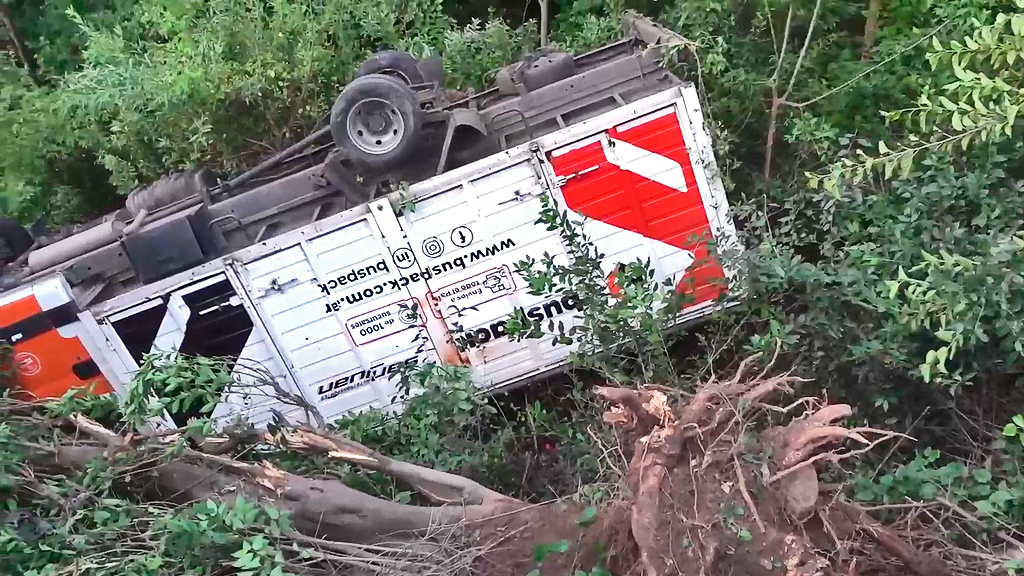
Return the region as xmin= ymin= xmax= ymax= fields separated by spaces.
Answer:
xmin=315 ymin=363 xmax=610 ymax=501
xmin=2 ymin=388 xmax=294 ymax=576
xmin=339 ymin=364 xmax=503 ymax=476
xmin=0 ymin=0 xmax=646 ymax=225
xmin=440 ymin=17 xmax=538 ymax=90
xmin=1 ymin=355 xmax=301 ymax=576
xmin=7 ymin=0 xmax=137 ymax=77
xmin=816 ymin=1 xmax=1024 ymax=191
xmin=44 ymin=383 xmax=120 ymax=421
xmin=0 ymin=0 xmax=542 ymax=223
xmin=58 ymin=0 xmax=455 ymax=192
xmin=850 ymin=444 xmax=1024 ymax=533
xmin=1 ymin=490 xmax=294 ymax=576
xmin=506 ymin=193 xmax=708 ymax=385
xmin=719 ymin=503 xmax=753 ymax=543
xmin=575 ymin=505 xmax=598 ymax=526
xmin=780 ymin=2 xmax=1024 ymax=386
xmin=549 ymin=0 xmax=624 ymax=53
xmin=676 ymin=0 xmax=1024 ymax=405
xmin=0 ymin=58 xmax=117 ymax=221
xmin=1004 ymin=414 xmax=1024 ymax=446
xmin=121 ymin=352 xmax=233 ymax=429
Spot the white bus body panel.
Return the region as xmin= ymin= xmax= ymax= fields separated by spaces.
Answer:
xmin=74 ymin=84 xmax=737 ymax=427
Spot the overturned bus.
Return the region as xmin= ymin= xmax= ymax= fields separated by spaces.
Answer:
xmin=0 ymin=12 xmax=738 ymax=430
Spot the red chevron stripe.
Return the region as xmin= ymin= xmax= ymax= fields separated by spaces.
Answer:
xmin=549 ymin=109 xmax=726 ymax=307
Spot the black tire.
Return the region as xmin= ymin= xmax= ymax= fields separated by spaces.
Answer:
xmin=521 ymin=51 xmax=576 ymax=91
xmin=416 ymin=55 xmax=446 ymax=86
xmin=354 ymin=50 xmax=424 ymax=86
xmin=0 ymin=218 xmax=33 ymax=263
xmin=331 ymin=74 xmax=424 ymax=171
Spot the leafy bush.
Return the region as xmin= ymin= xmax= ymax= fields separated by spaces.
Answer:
xmin=314 ymin=363 xmax=611 ymax=502
xmin=0 ymin=0 xmax=544 ymax=223
xmin=850 ymin=440 xmax=1024 ymax=535
xmin=58 ymin=0 xmax=458 ymax=192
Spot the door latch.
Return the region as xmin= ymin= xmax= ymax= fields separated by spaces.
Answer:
xmin=552 ymin=164 xmax=600 ymax=187
xmin=259 ymin=277 xmax=299 ymax=297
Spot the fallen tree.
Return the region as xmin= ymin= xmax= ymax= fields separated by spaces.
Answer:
xmin=0 ymin=352 xmax=1001 ymax=576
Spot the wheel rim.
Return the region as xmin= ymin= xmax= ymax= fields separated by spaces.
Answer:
xmin=346 ymin=98 xmax=406 ymax=155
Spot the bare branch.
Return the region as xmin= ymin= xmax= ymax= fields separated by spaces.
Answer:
xmin=273 ymin=428 xmax=520 ymax=508
xmin=785 ymin=22 xmax=950 ymax=109
xmin=733 ymin=455 xmax=765 ymax=534
xmin=783 ymin=0 xmax=824 ymax=100
xmin=763 ymin=4 xmax=794 ymax=180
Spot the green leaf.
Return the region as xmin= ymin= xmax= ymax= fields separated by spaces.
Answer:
xmin=1013 ymin=14 xmax=1024 ymax=37
xmin=931 ymin=36 xmax=943 ymax=51
xmin=1014 ymin=414 xmax=1024 ymax=428
xmin=972 ymin=469 xmax=992 ymax=484
xmin=1004 ymin=423 xmax=1019 ymax=437
xmin=936 ymin=347 xmax=949 ymax=372
xmin=919 ymin=483 xmax=937 ymax=500
xmin=960 ymin=132 xmax=972 ymax=150
xmin=990 ymin=490 xmax=1013 ymax=507
xmin=898 ymin=151 xmax=915 ymax=179
xmin=576 ymin=506 xmax=599 ymax=527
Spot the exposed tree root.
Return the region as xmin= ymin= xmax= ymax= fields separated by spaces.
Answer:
xmin=595 ymin=351 xmax=953 ymax=576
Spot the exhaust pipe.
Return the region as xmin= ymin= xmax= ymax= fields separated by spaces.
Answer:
xmin=28 ymin=219 xmax=126 ymax=273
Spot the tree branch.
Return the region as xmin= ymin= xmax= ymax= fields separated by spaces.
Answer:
xmin=785 ymin=22 xmax=949 ymax=109
xmin=274 ymin=428 xmax=520 ymax=508
xmin=764 ymin=3 xmax=794 ymax=180
xmin=861 ymin=0 xmax=884 ymax=60
xmin=764 ymin=0 xmax=824 ymax=180
xmin=0 ymin=4 xmax=37 ymax=83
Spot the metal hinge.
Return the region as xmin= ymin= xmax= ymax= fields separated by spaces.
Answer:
xmin=527 ymin=141 xmax=599 ymax=189
xmin=552 ymin=164 xmax=599 ymax=187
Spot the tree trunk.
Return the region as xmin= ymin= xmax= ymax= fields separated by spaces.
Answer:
xmin=39 ymin=442 xmax=510 ymax=544
xmin=0 ymin=4 xmax=37 ymax=81
xmin=861 ymin=0 xmax=883 ymax=61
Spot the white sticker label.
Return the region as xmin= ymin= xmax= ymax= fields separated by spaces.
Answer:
xmin=431 ymin=265 xmax=517 ymax=318
xmin=346 ymin=298 xmax=424 ymax=346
